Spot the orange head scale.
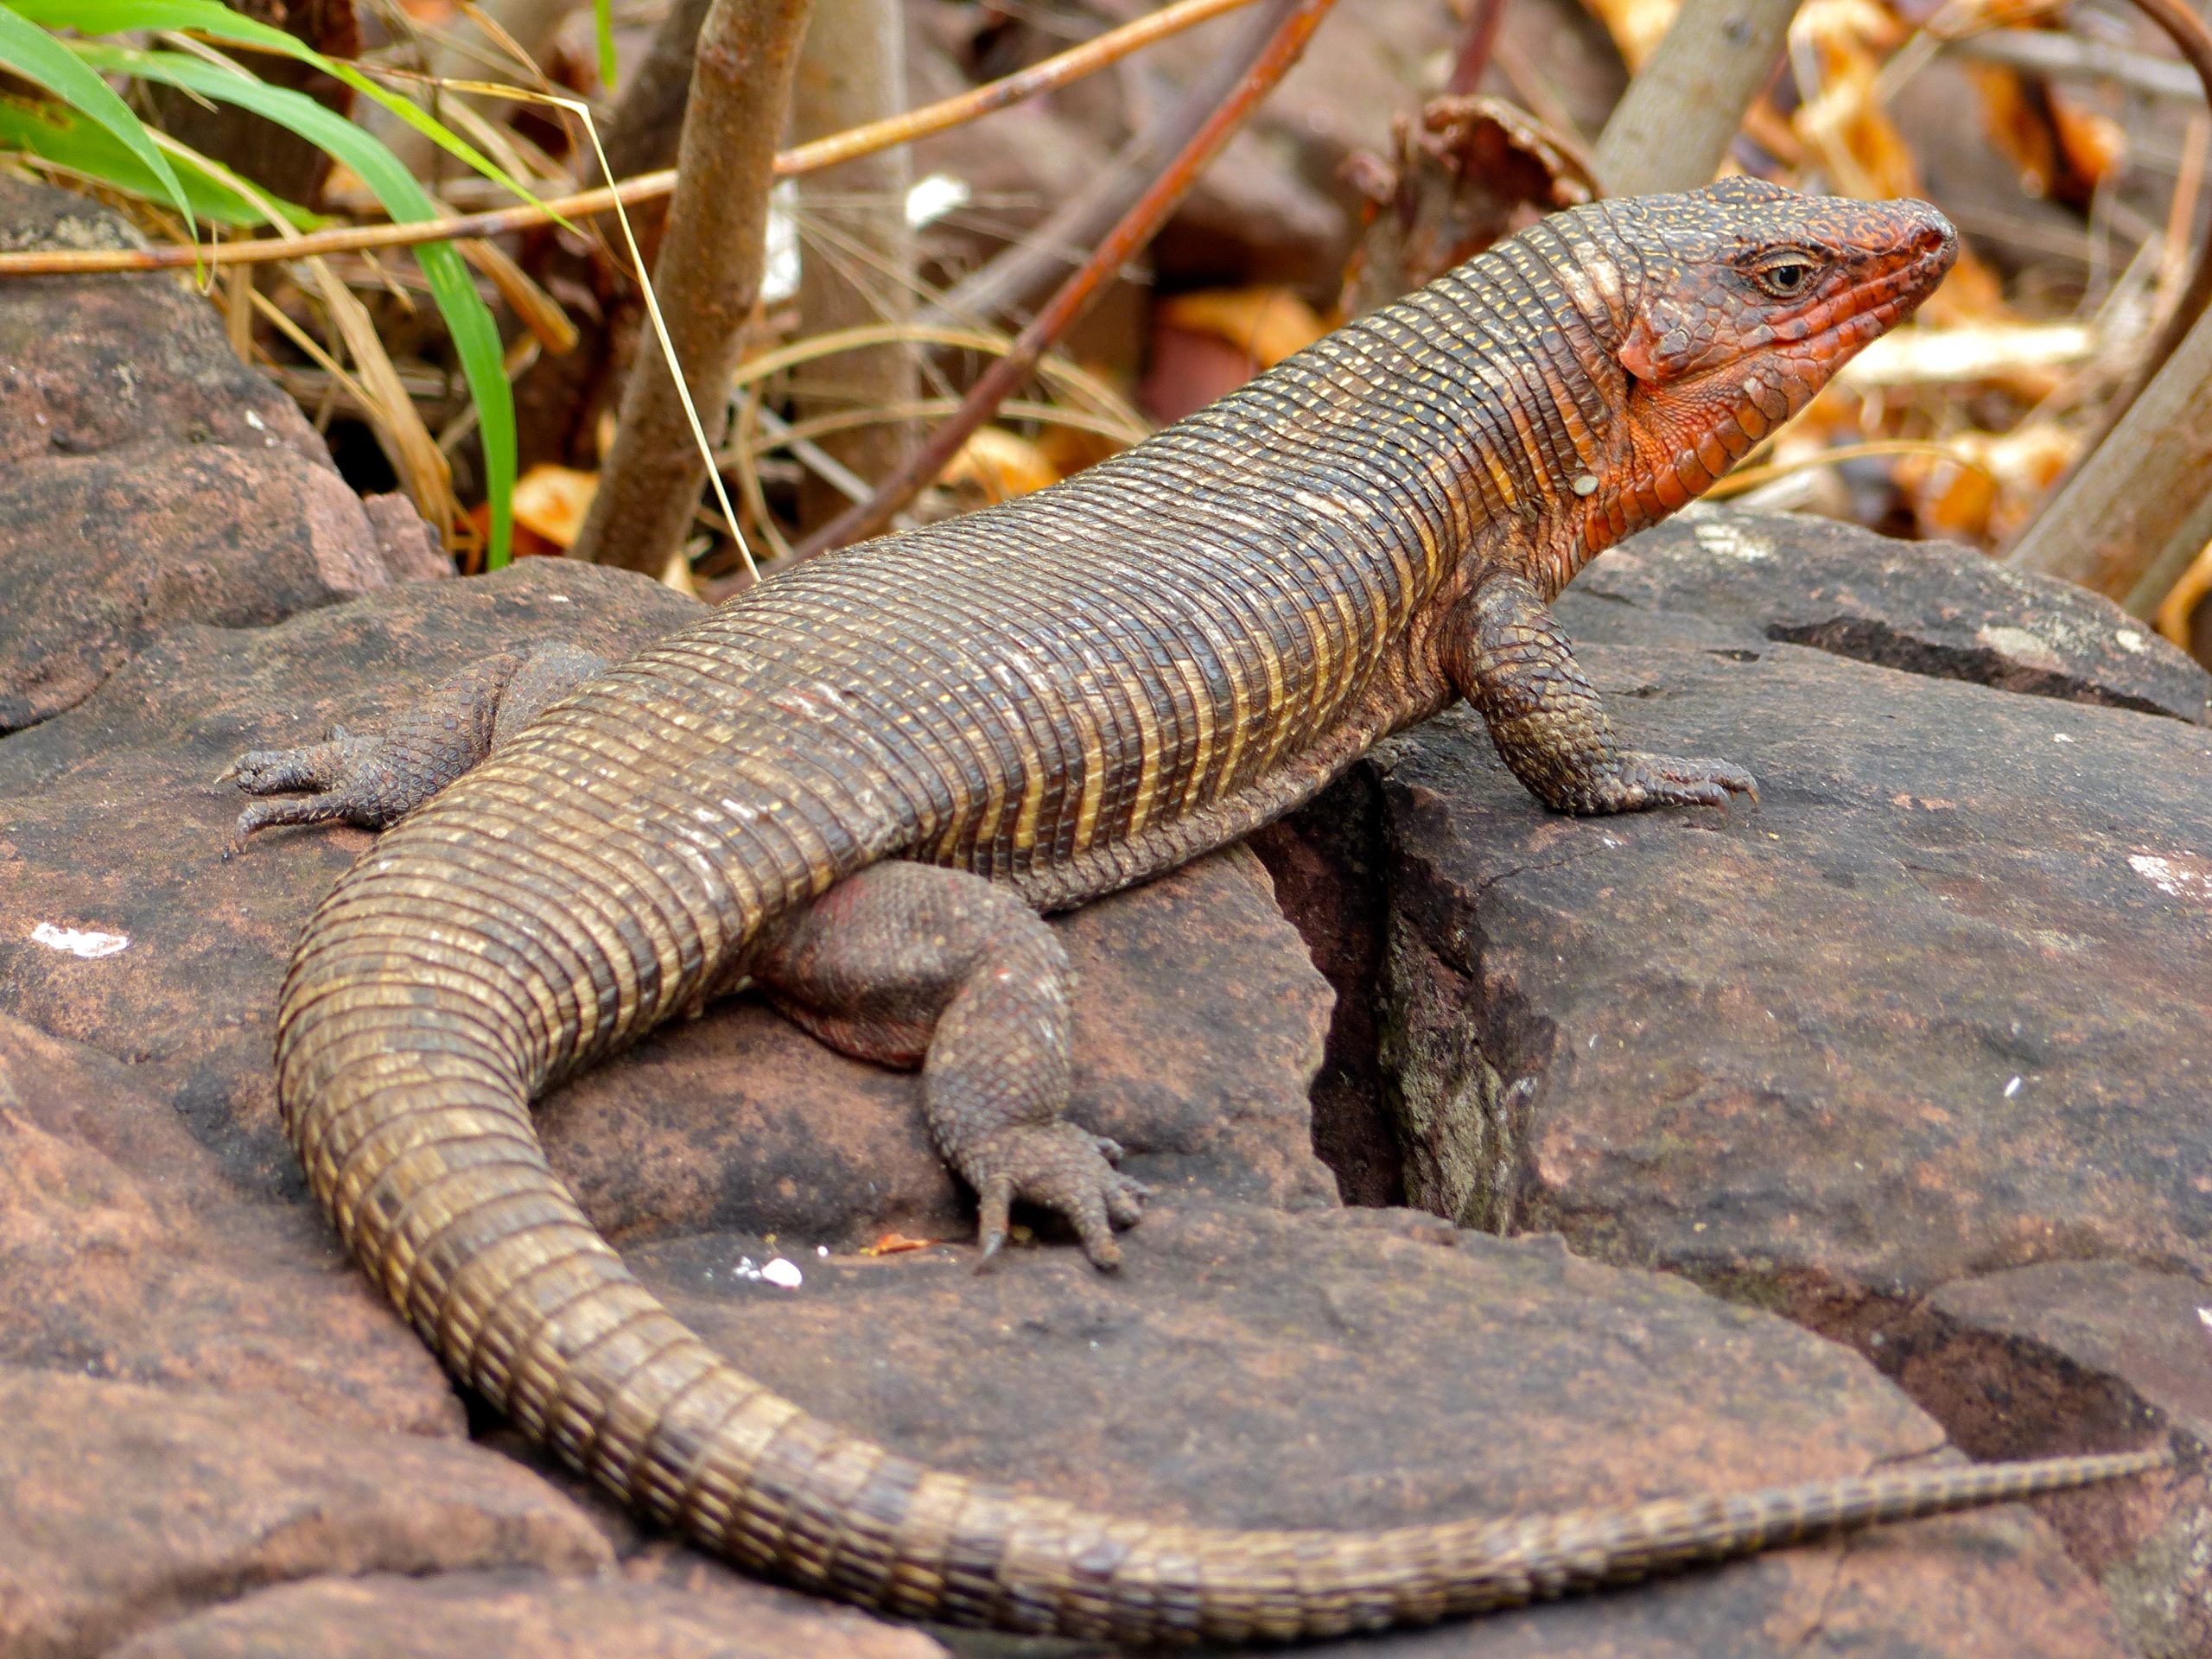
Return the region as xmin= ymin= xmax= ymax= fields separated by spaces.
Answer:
xmin=1597 ymin=177 xmax=1956 ymax=522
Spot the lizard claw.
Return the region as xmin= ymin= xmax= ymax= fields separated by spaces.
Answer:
xmin=1620 ymin=753 xmax=1758 ymax=812
xmin=967 ymin=1122 xmax=1147 ymax=1272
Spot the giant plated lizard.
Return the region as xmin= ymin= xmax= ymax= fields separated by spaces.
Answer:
xmin=230 ymin=179 xmax=2165 ymax=1643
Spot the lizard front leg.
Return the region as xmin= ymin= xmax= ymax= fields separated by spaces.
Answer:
xmin=224 ymin=640 xmax=607 ymax=847
xmin=751 ymin=860 xmax=1147 ymax=1268
xmin=1446 ymin=570 xmax=1757 ymax=813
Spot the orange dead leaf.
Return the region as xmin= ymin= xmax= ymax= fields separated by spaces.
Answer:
xmin=512 ymin=464 xmax=600 ymax=550
xmin=862 ymin=1232 xmax=939 ymax=1255
xmin=464 ymin=500 xmax=564 ymax=561
xmin=1897 ymin=423 xmax=2077 ymax=543
xmin=939 ymin=427 xmax=1058 ymax=504
xmin=1578 ymin=0 xmax=1680 ymax=70
xmin=1156 ymin=286 xmax=1329 ymax=371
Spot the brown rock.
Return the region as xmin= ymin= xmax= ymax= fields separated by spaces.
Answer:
xmin=1358 ymin=550 xmax=2212 ymax=1294
xmin=364 ymin=492 xmax=454 ymax=582
xmin=0 ymin=558 xmax=700 ymax=1193
xmin=1557 ymin=505 xmax=2212 ymax=723
xmin=1266 ymin=510 xmax=2212 ymax=1635
xmin=0 ymin=180 xmax=316 ymax=473
xmin=1897 ymin=1262 xmax=2212 ymax=1657
xmin=108 ymin=1567 xmax=947 ymax=1659
xmin=0 ymin=177 xmax=444 ymax=732
xmin=0 ymin=445 xmax=403 ymax=732
xmin=0 ymin=1013 xmax=459 ymax=1436
xmin=0 ymin=1371 xmax=608 ymax=1659
xmin=0 ymin=556 xmax=1335 ymax=1246
xmin=625 ymin=1203 xmax=2133 ymax=1657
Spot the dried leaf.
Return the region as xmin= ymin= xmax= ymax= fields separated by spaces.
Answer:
xmin=1156 ymin=285 xmax=1328 ymax=370
xmin=939 ymin=427 xmax=1058 ymax=504
xmin=512 ymin=464 xmax=599 ymax=549
xmin=1578 ymin=0 xmax=1679 ymax=71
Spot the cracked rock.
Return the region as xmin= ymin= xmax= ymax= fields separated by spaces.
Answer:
xmin=1267 ymin=509 xmax=2212 ymax=1649
xmin=0 ymin=1013 xmax=458 ymax=1435
xmin=1557 ymin=505 xmax=2212 ymax=724
xmin=0 ymin=1372 xmax=607 ymax=1659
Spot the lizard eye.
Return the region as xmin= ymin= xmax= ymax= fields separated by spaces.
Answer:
xmin=1751 ymin=257 xmax=1818 ymax=299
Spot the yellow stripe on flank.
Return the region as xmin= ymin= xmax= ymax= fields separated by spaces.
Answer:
xmin=1116 ymin=668 xmax=1165 ymax=839
xmin=1070 ymin=696 xmax=1107 ymax=854
xmin=1174 ymin=649 xmax=1217 ymax=815
xmin=1009 ymin=749 xmax=1046 ymax=854
xmin=1202 ymin=612 xmax=1253 ymax=801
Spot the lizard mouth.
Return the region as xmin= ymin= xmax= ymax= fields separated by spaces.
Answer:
xmin=1792 ymin=227 xmax=1957 ymax=377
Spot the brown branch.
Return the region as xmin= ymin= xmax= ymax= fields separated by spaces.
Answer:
xmin=2060 ymin=0 xmax=2212 ymax=443
xmin=2005 ymin=298 xmax=2212 ymax=601
xmin=0 ymin=0 xmax=1268 ymax=279
xmin=1444 ymin=0 xmax=1508 ymax=97
xmin=595 ymin=0 xmax=716 ymax=186
xmin=1589 ymin=0 xmax=1800 ymax=196
xmin=567 ymin=0 xmax=812 ymax=575
xmin=786 ymin=0 xmax=1338 ymax=565
xmin=791 ymin=0 xmax=916 ymax=531
xmin=2005 ymin=0 xmax=2212 ymax=590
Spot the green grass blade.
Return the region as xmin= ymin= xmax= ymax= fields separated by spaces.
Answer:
xmin=423 ymin=243 xmax=514 ymax=568
xmin=85 ymin=42 xmax=514 ymax=566
xmin=0 ymin=5 xmax=195 ymax=238
xmin=10 ymin=0 xmax=561 ymax=227
xmin=0 ymin=92 xmax=307 ymax=225
xmin=594 ymin=0 xmax=616 ymax=89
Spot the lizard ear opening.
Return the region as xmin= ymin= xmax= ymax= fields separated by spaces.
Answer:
xmin=1618 ymin=321 xmax=1663 ymax=385
xmin=1617 ymin=292 xmax=1689 ymax=385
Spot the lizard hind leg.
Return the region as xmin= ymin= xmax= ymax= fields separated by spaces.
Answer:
xmin=224 ymin=640 xmax=608 ymax=849
xmin=752 ymin=861 xmax=1147 ymax=1268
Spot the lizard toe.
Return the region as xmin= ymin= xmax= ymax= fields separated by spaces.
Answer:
xmin=227 ymin=741 xmax=344 ymax=796
xmin=1625 ymin=753 xmax=1758 ymax=810
xmin=965 ymin=1121 xmax=1141 ymax=1271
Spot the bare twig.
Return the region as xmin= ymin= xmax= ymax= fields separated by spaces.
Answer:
xmin=2154 ymin=532 xmax=2212 ymax=644
xmin=1444 ymin=0 xmax=1509 ymax=97
xmin=1590 ymin=0 xmax=1802 ymax=195
xmin=1947 ymin=25 xmax=2200 ymax=101
xmin=728 ymin=320 xmax=1147 ymax=436
xmin=787 ymin=0 xmax=1337 ymax=564
xmin=568 ymin=0 xmax=813 ymax=576
xmin=597 ymin=0 xmax=718 ymax=186
xmin=2007 ymin=302 xmax=2212 ymax=600
xmin=0 ymin=0 xmax=1269 ymax=279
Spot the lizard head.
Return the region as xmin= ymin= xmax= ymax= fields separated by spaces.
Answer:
xmin=1592 ymin=177 xmax=1955 ymax=515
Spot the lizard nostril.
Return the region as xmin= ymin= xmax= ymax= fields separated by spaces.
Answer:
xmin=1909 ymin=202 xmax=1959 ymax=262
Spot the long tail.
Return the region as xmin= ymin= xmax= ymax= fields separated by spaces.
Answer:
xmin=276 ymin=788 xmax=2165 ymax=1646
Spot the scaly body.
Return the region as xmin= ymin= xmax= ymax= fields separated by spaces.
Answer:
xmin=236 ymin=181 xmax=2164 ymax=1643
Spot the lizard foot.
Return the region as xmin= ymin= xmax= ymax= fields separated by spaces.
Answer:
xmin=1603 ymin=752 xmax=1758 ymax=813
xmin=973 ymin=1123 xmax=1148 ymax=1270
xmin=224 ymin=728 xmax=427 ymax=849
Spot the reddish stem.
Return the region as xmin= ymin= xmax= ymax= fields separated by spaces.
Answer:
xmin=1446 ymin=0 xmax=1509 ymax=96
